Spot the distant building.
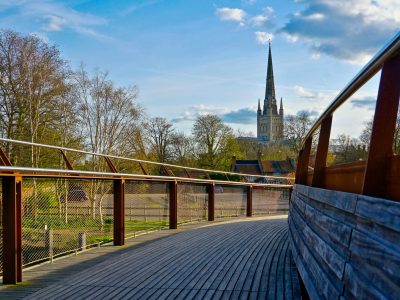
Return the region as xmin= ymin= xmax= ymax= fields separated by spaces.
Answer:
xmin=257 ymin=42 xmax=284 ymax=143
xmin=231 ymin=156 xmax=295 ymax=177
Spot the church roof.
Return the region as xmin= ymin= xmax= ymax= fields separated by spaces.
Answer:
xmin=231 ymin=158 xmax=295 ymax=176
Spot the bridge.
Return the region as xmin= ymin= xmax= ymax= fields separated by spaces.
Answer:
xmin=0 ymin=32 xmax=399 ymax=299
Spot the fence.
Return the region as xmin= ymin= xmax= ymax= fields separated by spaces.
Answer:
xmin=0 ymin=139 xmax=293 ymax=284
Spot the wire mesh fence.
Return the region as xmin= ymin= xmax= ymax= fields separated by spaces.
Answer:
xmin=215 ymin=185 xmax=247 ymax=218
xmin=124 ymin=181 xmax=169 ymax=237
xmin=0 ymin=175 xmax=292 ymax=275
xmin=21 ymin=178 xmax=114 ymax=267
xmin=253 ymin=187 xmax=290 ymax=215
xmin=177 ymin=183 xmax=208 ymax=224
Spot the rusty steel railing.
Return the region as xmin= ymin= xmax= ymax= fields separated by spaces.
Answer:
xmin=0 ymin=139 xmax=293 ymax=284
xmin=295 ymin=31 xmax=400 ymax=199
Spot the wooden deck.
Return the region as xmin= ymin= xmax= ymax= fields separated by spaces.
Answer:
xmin=0 ymin=216 xmax=301 ymax=300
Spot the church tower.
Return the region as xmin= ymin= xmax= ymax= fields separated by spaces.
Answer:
xmin=257 ymin=42 xmax=284 ymax=142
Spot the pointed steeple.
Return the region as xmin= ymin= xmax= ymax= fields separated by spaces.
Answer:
xmin=265 ymin=41 xmax=276 ymax=103
xmin=257 ymin=98 xmax=261 ymax=115
xmin=279 ymin=97 xmax=284 ymax=116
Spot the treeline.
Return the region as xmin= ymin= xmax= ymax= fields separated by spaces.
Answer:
xmin=0 ymin=30 xmax=261 ymax=172
xmin=4 ymin=30 xmax=392 ymax=173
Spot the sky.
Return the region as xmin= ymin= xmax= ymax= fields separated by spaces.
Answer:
xmin=0 ymin=0 xmax=399 ymax=138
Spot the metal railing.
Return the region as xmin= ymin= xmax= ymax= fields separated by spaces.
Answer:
xmin=0 ymin=139 xmax=293 ymax=284
xmin=301 ymin=31 xmax=400 ymax=148
xmin=0 ymin=138 xmax=293 ymax=184
xmin=295 ymin=31 xmax=400 ymax=199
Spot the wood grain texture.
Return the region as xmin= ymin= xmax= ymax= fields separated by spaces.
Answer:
xmin=290 ymin=185 xmax=400 ymax=300
xmin=1 ymin=217 xmax=301 ymax=300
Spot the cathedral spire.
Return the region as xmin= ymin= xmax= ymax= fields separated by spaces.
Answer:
xmin=257 ymin=98 xmax=261 ymax=113
xmin=265 ymin=41 xmax=276 ymax=103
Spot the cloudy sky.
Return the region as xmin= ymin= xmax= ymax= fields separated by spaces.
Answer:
xmin=1 ymin=0 xmax=399 ymax=138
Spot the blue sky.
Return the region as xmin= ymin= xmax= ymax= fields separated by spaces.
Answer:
xmin=1 ymin=0 xmax=399 ymax=138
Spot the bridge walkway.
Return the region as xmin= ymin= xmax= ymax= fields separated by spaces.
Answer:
xmin=0 ymin=216 xmax=301 ymax=300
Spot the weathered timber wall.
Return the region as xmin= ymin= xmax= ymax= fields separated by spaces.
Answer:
xmin=289 ymin=184 xmax=400 ymax=299
xmin=305 ymin=155 xmax=400 ymax=201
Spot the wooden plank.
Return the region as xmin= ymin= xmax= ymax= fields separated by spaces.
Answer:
xmin=289 ymin=211 xmax=342 ymax=299
xmin=303 ymin=200 xmax=352 ymax=256
xmin=362 ymin=55 xmax=400 ymax=198
xmin=290 ymin=204 xmax=346 ymax=283
xmin=355 ymin=194 xmax=400 ymax=232
xmin=294 ymin=184 xmax=310 ymax=198
xmin=312 ymin=115 xmax=333 ymax=188
xmin=288 ymin=229 xmax=321 ymax=300
xmin=322 ymin=161 xmax=365 ymax=195
xmin=348 ymin=229 xmax=400 ymax=298
xmin=305 ymin=185 xmax=357 ymax=214
xmin=342 ymin=263 xmax=386 ymax=300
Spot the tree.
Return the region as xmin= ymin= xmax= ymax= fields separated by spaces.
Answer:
xmin=284 ymin=112 xmax=314 ymax=153
xmin=360 ymin=113 xmax=400 ymax=155
xmin=192 ymin=115 xmax=234 ymax=169
xmin=144 ymin=117 xmax=174 ymax=163
xmin=73 ymin=65 xmax=141 ymax=223
xmin=331 ymin=134 xmax=367 ymax=164
xmin=169 ymin=132 xmax=195 ymax=166
xmin=0 ymin=30 xmax=70 ymax=167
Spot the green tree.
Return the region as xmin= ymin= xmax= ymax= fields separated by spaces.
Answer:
xmin=192 ymin=115 xmax=236 ymax=170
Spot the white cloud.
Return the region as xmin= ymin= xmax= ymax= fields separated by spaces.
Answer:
xmin=255 ymin=32 xmax=273 ymax=45
xmin=281 ymin=0 xmax=400 ymax=64
xmin=250 ymin=14 xmax=268 ymax=27
xmin=216 ymin=7 xmax=246 ymax=22
xmin=294 ymin=85 xmax=315 ymax=98
xmin=293 ymin=85 xmax=336 ymax=106
xmin=263 ymin=6 xmax=274 ymax=15
xmin=42 ymin=15 xmax=66 ymax=31
xmin=1 ymin=0 xmax=109 ymax=41
xmin=304 ymin=13 xmax=324 ymax=21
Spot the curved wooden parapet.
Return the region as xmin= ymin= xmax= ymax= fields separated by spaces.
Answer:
xmin=289 ymin=184 xmax=400 ymax=299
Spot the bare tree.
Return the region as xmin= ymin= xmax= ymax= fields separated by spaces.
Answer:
xmin=284 ymin=112 xmax=314 ymax=153
xmin=360 ymin=113 xmax=400 ymax=154
xmin=169 ymin=132 xmax=195 ymax=166
xmin=144 ymin=117 xmax=174 ymax=163
xmin=73 ymin=65 xmax=140 ymax=223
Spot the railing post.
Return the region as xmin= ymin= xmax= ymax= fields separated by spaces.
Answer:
xmin=294 ymin=150 xmax=304 ymax=184
xmin=2 ymin=176 xmax=22 ymax=284
xmin=297 ymin=137 xmax=312 ymax=185
xmin=45 ymin=228 xmax=54 ymax=262
xmin=169 ymin=181 xmax=178 ymax=229
xmin=362 ymin=55 xmax=400 ymax=198
xmin=113 ymin=179 xmax=125 ymax=246
xmin=208 ymin=184 xmax=215 ymax=221
xmin=247 ymin=185 xmax=253 ymax=217
xmin=312 ymin=115 xmax=333 ymax=188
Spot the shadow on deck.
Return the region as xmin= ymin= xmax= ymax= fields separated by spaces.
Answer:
xmin=0 ymin=216 xmax=301 ymax=300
